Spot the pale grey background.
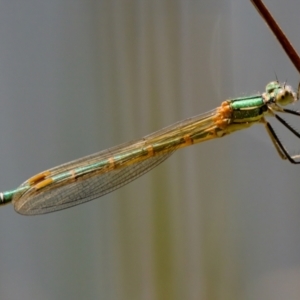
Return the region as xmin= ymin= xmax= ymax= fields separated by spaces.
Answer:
xmin=0 ymin=0 xmax=300 ymax=299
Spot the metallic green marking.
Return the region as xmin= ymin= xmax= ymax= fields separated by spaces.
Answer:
xmin=0 ymin=186 xmax=29 ymax=204
xmin=229 ymin=96 xmax=264 ymax=110
xmin=52 ymin=172 xmax=73 ymax=182
xmin=231 ymin=106 xmax=267 ymax=121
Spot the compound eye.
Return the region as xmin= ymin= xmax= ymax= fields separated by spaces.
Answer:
xmin=281 ymin=91 xmax=288 ymax=100
xmin=265 ymin=81 xmax=279 ymax=94
xmin=276 ymin=90 xmax=294 ymax=106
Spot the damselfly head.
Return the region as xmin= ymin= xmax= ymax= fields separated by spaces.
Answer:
xmin=264 ymin=81 xmax=298 ymax=107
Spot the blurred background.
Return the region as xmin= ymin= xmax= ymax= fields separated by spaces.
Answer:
xmin=0 ymin=0 xmax=300 ymax=299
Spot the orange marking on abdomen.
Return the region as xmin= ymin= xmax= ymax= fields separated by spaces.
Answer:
xmin=108 ymin=157 xmax=115 ymax=169
xmin=28 ymin=171 xmax=51 ymax=185
xmin=183 ymin=134 xmax=193 ymax=146
xmin=145 ymin=145 xmax=154 ymax=157
xmin=34 ymin=178 xmax=54 ymax=190
xmin=70 ymin=170 xmax=76 ymax=179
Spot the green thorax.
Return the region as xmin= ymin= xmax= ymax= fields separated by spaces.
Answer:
xmin=228 ymin=94 xmax=266 ymax=122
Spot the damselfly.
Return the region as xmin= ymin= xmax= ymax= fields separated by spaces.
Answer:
xmin=1 ymin=81 xmax=299 ymax=215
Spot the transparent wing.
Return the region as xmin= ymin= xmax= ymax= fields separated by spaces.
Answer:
xmin=14 ymin=151 xmax=173 ymax=215
xmin=12 ymin=108 xmax=219 ymax=215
